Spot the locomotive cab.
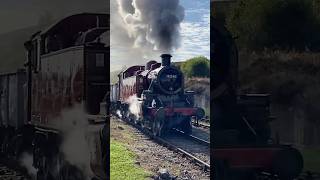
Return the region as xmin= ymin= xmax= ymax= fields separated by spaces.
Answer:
xmin=24 ymin=13 xmax=109 ymax=180
xmin=25 ymin=13 xmax=109 ymax=119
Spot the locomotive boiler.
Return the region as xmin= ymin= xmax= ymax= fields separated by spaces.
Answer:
xmin=212 ymin=18 xmax=304 ymax=179
xmin=111 ymin=54 xmax=205 ymax=136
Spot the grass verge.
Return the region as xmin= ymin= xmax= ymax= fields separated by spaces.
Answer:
xmin=110 ymin=139 xmax=151 ymax=180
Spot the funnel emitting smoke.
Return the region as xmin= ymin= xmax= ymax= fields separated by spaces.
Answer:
xmin=117 ymin=0 xmax=185 ymax=52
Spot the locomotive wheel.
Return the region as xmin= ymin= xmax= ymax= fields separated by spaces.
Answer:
xmin=141 ymin=119 xmax=146 ymax=129
xmin=153 ymin=108 xmax=166 ymax=137
xmin=152 ymin=118 xmax=165 ymax=137
xmin=152 ymin=120 xmax=160 ymax=136
xmin=36 ymin=157 xmax=54 ymax=180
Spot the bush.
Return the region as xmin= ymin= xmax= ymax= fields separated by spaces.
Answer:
xmin=181 ymin=56 xmax=210 ymax=78
xmin=227 ymin=0 xmax=320 ymax=51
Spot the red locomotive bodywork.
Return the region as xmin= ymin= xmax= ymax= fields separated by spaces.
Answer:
xmin=119 ymin=65 xmax=145 ymax=101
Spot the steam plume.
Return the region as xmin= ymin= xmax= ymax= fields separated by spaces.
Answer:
xmin=54 ymin=104 xmax=93 ymax=179
xmin=20 ymin=152 xmax=37 ymax=179
xmin=127 ymin=95 xmax=141 ymax=119
xmin=116 ymin=0 xmax=185 ymax=52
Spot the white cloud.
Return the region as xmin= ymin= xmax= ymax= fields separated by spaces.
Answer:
xmin=172 ymin=10 xmax=210 ymax=62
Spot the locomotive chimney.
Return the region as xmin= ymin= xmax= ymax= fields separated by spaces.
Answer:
xmin=161 ymin=54 xmax=172 ymax=66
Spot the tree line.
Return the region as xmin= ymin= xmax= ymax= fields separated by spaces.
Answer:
xmin=226 ymin=0 xmax=320 ymax=51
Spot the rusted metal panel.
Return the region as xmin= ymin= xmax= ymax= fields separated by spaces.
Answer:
xmin=31 ymin=46 xmax=85 ymax=128
xmin=0 ymin=70 xmax=26 ymax=128
xmin=8 ymin=75 xmax=18 ymax=127
xmin=110 ymin=83 xmax=119 ymax=102
xmin=120 ymin=76 xmax=137 ymax=101
xmin=0 ymin=75 xmax=8 ymax=127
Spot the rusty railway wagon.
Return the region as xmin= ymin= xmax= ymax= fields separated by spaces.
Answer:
xmin=212 ymin=18 xmax=303 ymax=179
xmin=0 ymin=13 xmax=109 ymax=180
xmin=111 ymin=54 xmax=205 ymax=136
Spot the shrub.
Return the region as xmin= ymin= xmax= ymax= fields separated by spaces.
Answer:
xmin=181 ymin=56 xmax=210 ymax=78
xmin=227 ymin=0 xmax=320 ymax=51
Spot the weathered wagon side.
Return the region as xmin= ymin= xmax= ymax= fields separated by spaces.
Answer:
xmin=0 ymin=70 xmax=26 ymax=129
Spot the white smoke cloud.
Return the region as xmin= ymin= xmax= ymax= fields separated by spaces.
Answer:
xmin=20 ymin=152 xmax=37 ymax=179
xmin=116 ymin=110 xmax=122 ymax=118
xmin=111 ymin=0 xmax=185 ymax=70
xmin=117 ymin=0 xmax=184 ymax=52
xmin=127 ymin=95 xmax=142 ymax=119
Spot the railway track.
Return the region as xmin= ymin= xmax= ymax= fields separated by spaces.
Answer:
xmin=114 ymin=115 xmax=211 ymax=172
xmin=298 ymin=171 xmax=320 ymax=180
xmin=173 ymin=129 xmax=210 ymax=146
xmin=192 ymin=120 xmax=210 ymax=129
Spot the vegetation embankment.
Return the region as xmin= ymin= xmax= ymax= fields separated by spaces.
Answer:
xmin=110 ymin=139 xmax=150 ymax=180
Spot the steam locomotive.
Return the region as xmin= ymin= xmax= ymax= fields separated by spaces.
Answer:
xmin=0 ymin=13 xmax=109 ymax=180
xmin=110 ymin=54 xmax=205 ymax=136
xmin=212 ymin=18 xmax=304 ymax=179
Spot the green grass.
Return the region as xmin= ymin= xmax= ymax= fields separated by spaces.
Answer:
xmin=301 ymin=148 xmax=320 ymax=173
xmin=110 ymin=139 xmax=150 ymax=180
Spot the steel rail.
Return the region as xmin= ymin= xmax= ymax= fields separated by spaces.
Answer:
xmin=192 ymin=121 xmax=210 ymax=129
xmin=173 ymin=128 xmax=210 ymax=146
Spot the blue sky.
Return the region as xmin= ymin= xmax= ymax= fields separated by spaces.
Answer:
xmin=174 ymin=0 xmax=210 ymax=61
